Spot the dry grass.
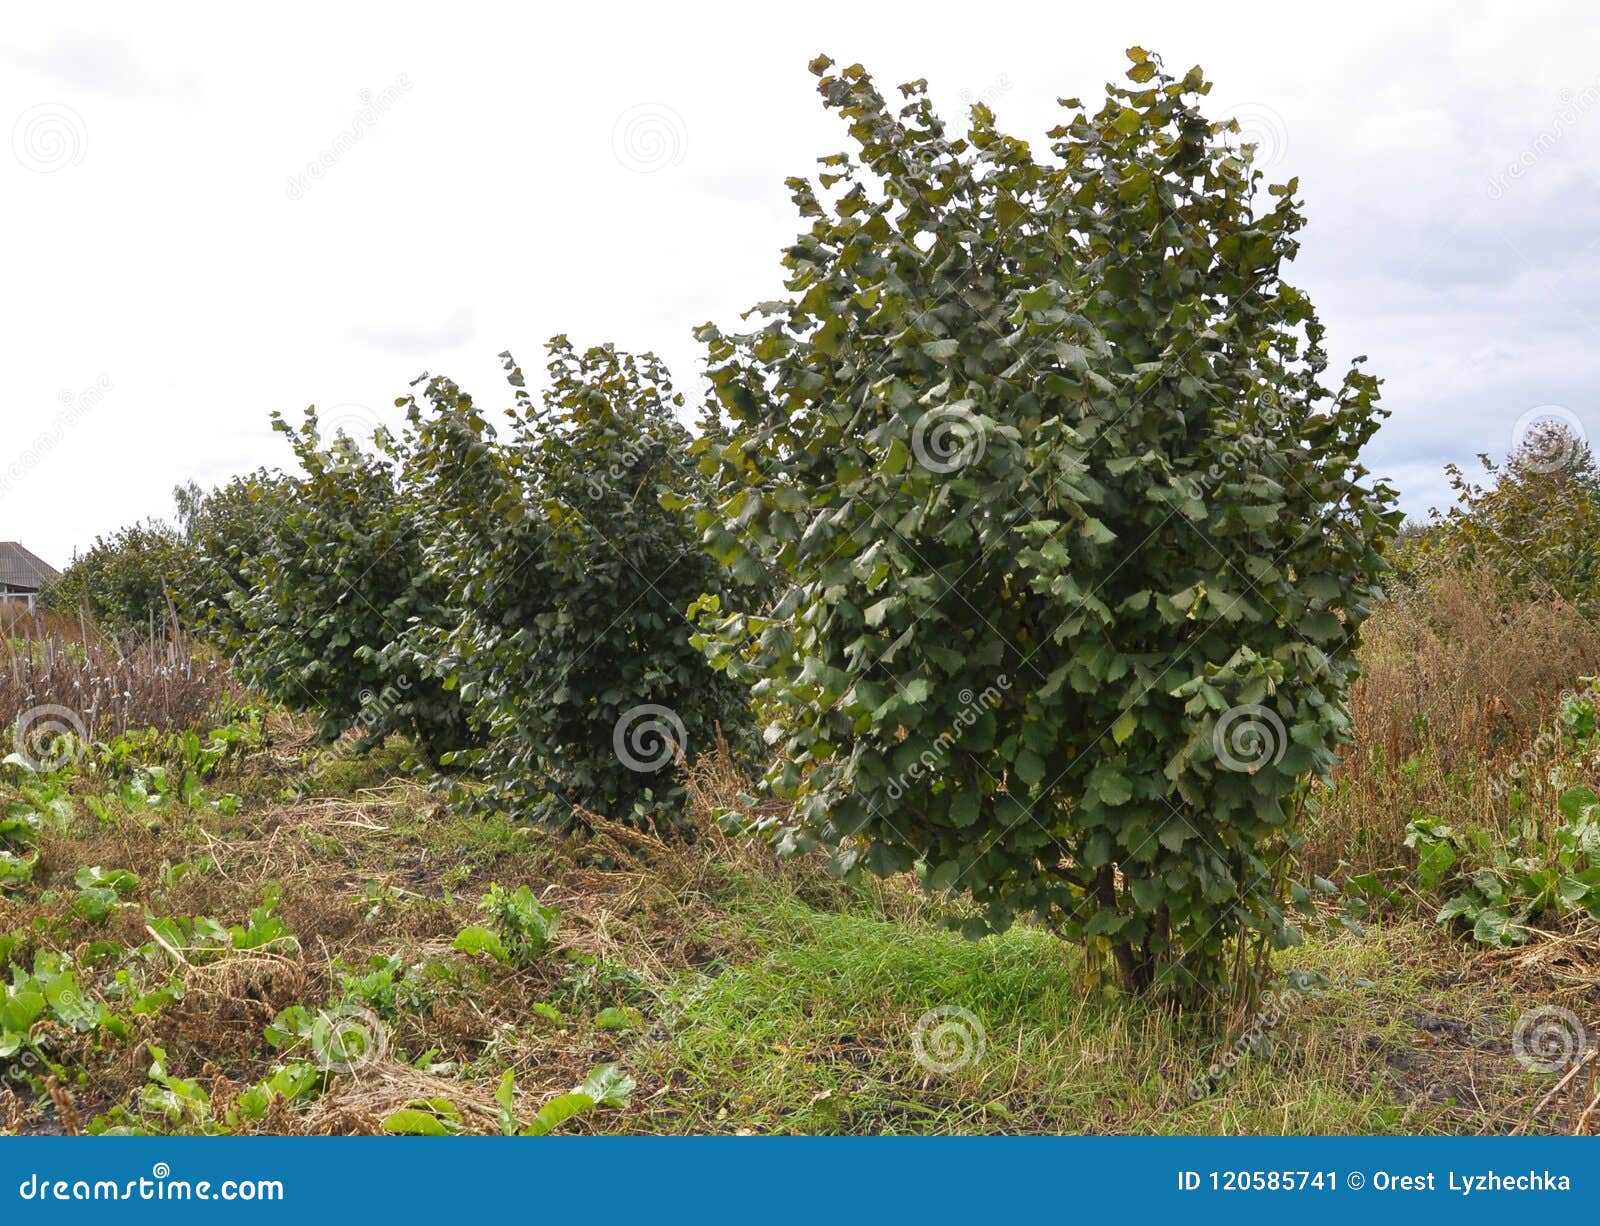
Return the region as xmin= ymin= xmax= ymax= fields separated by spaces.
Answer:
xmin=1309 ymin=568 xmax=1600 ymax=873
xmin=1351 ymin=568 xmax=1600 ymax=768
xmin=0 ymin=620 xmax=235 ymax=751
xmin=0 ymin=604 xmax=98 ymax=645
xmin=0 ymin=726 xmax=963 ymax=1135
xmin=2 ymin=730 xmax=1593 ymax=1136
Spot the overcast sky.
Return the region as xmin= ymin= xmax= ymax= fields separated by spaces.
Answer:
xmin=5 ymin=1 xmax=1598 ymax=568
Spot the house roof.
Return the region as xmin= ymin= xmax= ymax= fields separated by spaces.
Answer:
xmin=0 ymin=541 xmax=60 ymax=590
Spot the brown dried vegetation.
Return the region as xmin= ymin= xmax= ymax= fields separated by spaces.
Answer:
xmin=1310 ymin=567 xmax=1600 ymax=874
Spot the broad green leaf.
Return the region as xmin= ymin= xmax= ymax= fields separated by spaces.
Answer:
xmin=381 ymin=1108 xmax=451 ymax=1136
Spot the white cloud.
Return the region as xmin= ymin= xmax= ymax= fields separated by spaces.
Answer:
xmin=4 ymin=0 xmax=1599 ymax=565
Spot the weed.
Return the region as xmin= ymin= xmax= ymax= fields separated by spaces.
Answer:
xmin=453 ymin=884 xmax=560 ymax=967
xmin=1407 ymin=788 xmax=1600 ymax=945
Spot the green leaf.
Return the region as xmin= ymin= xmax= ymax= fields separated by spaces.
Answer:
xmin=1111 ymin=710 xmax=1137 ymax=746
xmin=496 ymin=1069 xmax=516 ymax=1113
xmin=381 ymin=1108 xmax=451 ymax=1136
xmin=1559 ymin=785 xmax=1598 ymax=823
xmin=578 ymin=1063 xmax=636 ymax=1108
xmin=1129 ymin=875 xmax=1164 ymax=910
xmin=927 ymin=860 xmax=961 ymax=891
xmin=1092 ymin=763 xmax=1133 ymax=806
xmin=1157 ymin=816 xmax=1195 ymax=851
xmin=594 ymin=1006 xmax=644 ymax=1032
xmin=949 ymin=791 xmax=982 ymax=827
xmin=1013 ymin=749 xmax=1046 ymax=787
xmin=1471 ymin=908 xmax=1512 ymax=946
xmin=863 ymin=597 xmax=898 ymax=628
xmin=523 ymin=1092 xmax=596 ymax=1137
xmin=1084 ymin=829 xmax=1113 ymax=868
xmin=451 ymin=925 xmax=508 ymax=963
xmin=1416 ymin=839 xmax=1456 ymax=892
xmin=1111 ymin=107 xmax=1142 ymax=137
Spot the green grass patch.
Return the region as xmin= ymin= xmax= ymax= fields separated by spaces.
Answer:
xmin=638 ymin=896 xmax=1527 ymax=1135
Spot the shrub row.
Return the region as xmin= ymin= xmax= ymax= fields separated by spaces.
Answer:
xmin=45 ymin=50 xmax=1408 ymax=999
xmin=165 ymin=341 xmax=757 ymax=830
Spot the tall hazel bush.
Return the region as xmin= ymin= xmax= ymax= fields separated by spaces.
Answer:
xmin=403 ymin=339 xmax=753 ymax=830
xmin=217 ymin=412 xmax=473 ymax=763
xmin=688 ymin=51 xmax=1398 ymax=998
xmin=176 ymin=471 xmax=297 ymax=649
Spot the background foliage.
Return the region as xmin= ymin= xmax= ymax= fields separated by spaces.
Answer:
xmin=403 ymin=339 xmax=754 ymax=829
xmin=1404 ymin=422 xmax=1600 ymax=617
xmin=207 ymin=412 xmax=473 ymax=763
xmin=43 ymin=521 xmax=189 ymax=637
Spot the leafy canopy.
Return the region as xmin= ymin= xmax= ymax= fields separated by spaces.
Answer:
xmin=687 ymin=50 xmax=1398 ymax=995
xmin=1409 ymin=420 xmax=1600 ymax=615
xmin=173 ymin=473 xmax=294 ymax=649
xmin=44 ymin=521 xmax=189 ymax=636
xmin=204 ymin=413 xmax=473 ymax=763
xmin=401 ymin=338 xmax=754 ymax=830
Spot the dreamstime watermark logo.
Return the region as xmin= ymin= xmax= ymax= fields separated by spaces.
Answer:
xmin=309 ymin=1004 xmax=387 ymax=1074
xmin=1 ymin=376 xmax=112 ymax=502
xmin=1 ymin=1048 xmax=46 ymax=1089
xmin=1490 ymin=677 xmax=1600 ymax=802
xmin=0 ymin=1035 xmax=56 ymax=1093
xmin=1211 ymin=704 xmax=1287 ymax=773
xmin=958 ymin=73 xmax=1014 ymax=109
xmin=611 ymin=103 xmax=688 ymax=174
xmin=912 ymin=403 xmax=987 ymax=473
xmin=613 ymin=703 xmax=686 ymax=773
xmin=1487 ymin=79 xmax=1600 ymax=199
xmin=885 ymin=676 xmax=1011 ymax=801
xmin=887 ymin=76 xmax=1009 ymax=202
xmin=285 ymin=75 xmax=413 ymax=200
xmin=11 ymin=705 xmax=89 ymax=772
xmin=1203 ymin=390 xmax=1288 ymax=489
xmin=885 ymin=135 xmax=960 ymax=205
xmin=582 ymin=432 xmax=666 ymax=502
xmin=1509 ymin=405 xmax=1587 ymax=474
xmin=16 ymin=1163 xmax=285 ymax=1202
xmin=911 ymin=1004 xmax=986 ymax=1074
xmin=59 ymin=375 xmax=113 ymax=417
xmin=315 ymin=402 xmax=386 ymax=448
xmin=12 ymin=103 xmax=88 ymax=173
xmin=1215 ymin=102 xmax=1288 ymax=174
xmin=1512 ymin=1005 xmax=1589 ymax=1074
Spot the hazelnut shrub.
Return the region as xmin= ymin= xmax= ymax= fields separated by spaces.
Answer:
xmin=681 ymin=51 xmax=1398 ymax=998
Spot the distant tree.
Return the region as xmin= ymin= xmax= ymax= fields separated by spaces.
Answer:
xmin=174 ymin=473 xmax=296 ymax=649
xmin=1417 ymin=420 xmax=1600 ymax=615
xmin=43 ymin=521 xmax=189 ymax=636
xmin=217 ymin=412 xmax=473 ymax=763
xmin=43 ymin=473 xmax=296 ymax=641
xmin=1381 ymin=519 xmax=1436 ymax=594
